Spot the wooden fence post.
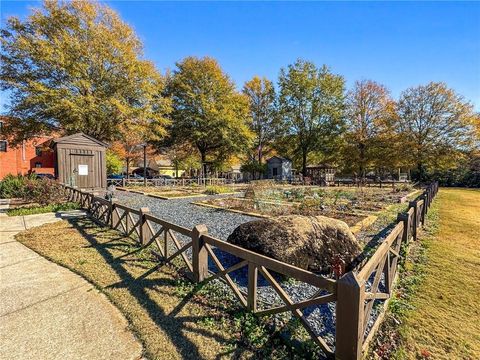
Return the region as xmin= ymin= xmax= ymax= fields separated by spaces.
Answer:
xmin=110 ymin=199 xmax=118 ymax=228
xmin=420 ymin=194 xmax=427 ymax=226
xmin=409 ymin=200 xmax=418 ymax=241
xmin=192 ymin=224 xmax=209 ymax=283
xmin=247 ymin=263 xmax=258 ymax=312
xmin=140 ymin=207 xmax=150 ymax=246
xmin=397 ymin=212 xmax=409 ymax=243
xmin=122 ymin=178 xmax=126 ymax=187
xmin=336 ymin=271 xmax=365 ymax=360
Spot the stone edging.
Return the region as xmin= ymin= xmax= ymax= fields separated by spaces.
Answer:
xmin=116 ymin=187 xmax=207 ymax=200
xmin=349 ymin=214 xmax=378 ymax=235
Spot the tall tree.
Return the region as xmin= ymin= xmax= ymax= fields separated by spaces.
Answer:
xmin=242 ymin=76 xmax=278 ymax=164
xmin=343 ymin=80 xmax=397 ymax=178
xmin=166 ymin=56 xmax=252 ymax=176
xmin=1 ymin=0 xmax=170 ymax=143
xmin=278 ymin=59 xmax=345 ymax=176
xmin=396 ymin=82 xmax=475 ymax=180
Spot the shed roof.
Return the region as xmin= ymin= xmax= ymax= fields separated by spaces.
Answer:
xmin=51 ymin=133 xmax=108 ymax=148
xmin=267 ymin=156 xmax=291 ymax=163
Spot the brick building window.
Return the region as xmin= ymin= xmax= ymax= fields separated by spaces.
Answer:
xmin=0 ymin=141 xmax=7 ymax=152
xmin=35 ymin=162 xmax=42 ymax=168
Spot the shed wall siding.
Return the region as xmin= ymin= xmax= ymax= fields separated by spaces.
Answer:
xmin=55 ymin=142 xmax=106 ymax=189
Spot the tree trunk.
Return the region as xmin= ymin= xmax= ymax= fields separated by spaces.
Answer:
xmin=126 ymin=159 xmax=130 ymax=180
xmin=359 ymin=143 xmax=366 ymax=182
xmin=302 ymin=150 xmax=308 ymax=177
xmin=417 ymin=162 xmax=424 ymax=182
xmin=200 ymin=151 xmax=207 ymax=180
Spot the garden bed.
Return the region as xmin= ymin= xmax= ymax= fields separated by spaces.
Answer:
xmin=245 ymin=185 xmax=414 ymax=209
xmin=118 ymin=186 xmax=205 ymax=199
xmin=118 ymin=185 xmax=240 ymax=199
xmin=194 ymin=197 xmax=365 ymax=227
xmin=194 ymin=185 xmax=417 ymax=230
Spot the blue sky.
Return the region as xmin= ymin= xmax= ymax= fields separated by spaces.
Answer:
xmin=1 ymin=1 xmax=479 ymax=110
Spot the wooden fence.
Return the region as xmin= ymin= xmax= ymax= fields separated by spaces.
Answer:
xmin=106 ymin=177 xmax=234 ymax=187
xmin=62 ymin=181 xmax=439 ymax=359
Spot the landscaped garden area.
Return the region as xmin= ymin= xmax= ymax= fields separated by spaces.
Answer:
xmin=194 ymin=182 xmax=417 ymax=229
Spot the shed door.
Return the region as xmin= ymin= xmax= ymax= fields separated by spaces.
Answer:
xmin=71 ymin=154 xmax=95 ymax=188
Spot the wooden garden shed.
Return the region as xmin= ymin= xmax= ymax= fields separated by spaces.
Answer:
xmin=51 ymin=133 xmax=108 ymax=190
xmin=266 ymin=156 xmax=293 ymax=181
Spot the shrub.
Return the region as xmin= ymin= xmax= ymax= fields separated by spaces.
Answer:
xmin=204 ymin=185 xmax=232 ymax=195
xmin=0 ymin=174 xmax=35 ymax=198
xmin=23 ymin=178 xmax=65 ymax=205
xmin=106 ymin=150 xmax=123 ymax=175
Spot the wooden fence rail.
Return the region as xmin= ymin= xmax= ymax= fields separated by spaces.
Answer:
xmin=62 ymin=181 xmax=439 ymax=360
xmin=335 ymin=181 xmax=438 ymax=359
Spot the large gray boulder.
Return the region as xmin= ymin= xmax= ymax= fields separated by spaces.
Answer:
xmin=227 ymin=215 xmax=361 ymax=272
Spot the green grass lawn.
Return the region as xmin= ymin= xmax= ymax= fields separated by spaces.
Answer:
xmin=372 ymin=188 xmax=480 ymax=359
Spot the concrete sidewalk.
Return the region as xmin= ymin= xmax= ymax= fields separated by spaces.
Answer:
xmin=0 ymin=212 xmax=143 ymax=360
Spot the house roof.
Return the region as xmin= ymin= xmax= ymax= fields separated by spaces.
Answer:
xmin=267 ymin=156 xmax=291 ymax=163
xmin=51 ymin=133 xmax=108 ymax=147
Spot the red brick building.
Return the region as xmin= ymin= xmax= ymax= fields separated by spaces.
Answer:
xmin=0 ymin=118 xmax=55 ymax=179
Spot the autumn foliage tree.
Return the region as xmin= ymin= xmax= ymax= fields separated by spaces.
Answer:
xmin=111 ymin=117 xmax=165 ymax=178
xmin=242 ymin=76 xmax=278 ymax=164
xmin=0 ymin=0 xmax=170 ymax=143
xmin=278 ymin=59 xmax=345 ymax=176
xmin=166 ymin=56 xmax=253 ymax=176
xmin=343 ymin=80 xmax=398 ymax=178
xmin=396 ymin=82 xmax=475 ymax=180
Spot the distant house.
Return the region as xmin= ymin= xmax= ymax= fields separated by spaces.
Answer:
xmin=134 ymin=155 xmax=185 ymax=178
xmin=266 ymin=156 xmax=292 ymax=181
xmin=223 ymin=164 xmax=243 ymax=181
xmin=0 ymin=117 xmax=55 ymax=179
xmin=305 ymin=164 xmax=337 ymax=185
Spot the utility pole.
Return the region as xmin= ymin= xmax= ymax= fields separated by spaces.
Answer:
xmin=143 ymin=143 xmax=147 ymax=187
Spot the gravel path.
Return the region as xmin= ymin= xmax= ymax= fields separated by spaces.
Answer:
xmin=113 ymin=190 xmax=255 ymax=240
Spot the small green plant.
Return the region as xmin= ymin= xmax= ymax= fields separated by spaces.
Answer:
xmin=173 ymin=278 xmax=195 ymax=297
xmin=233 ymin=312 xmax=269 ymax=349
xmin=397 ymin=183 xmax=414 ymax=193
xmin=204 ymin=185 xmax=232 ymax=195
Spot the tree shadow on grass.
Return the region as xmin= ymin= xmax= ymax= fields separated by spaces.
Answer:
xmin=68 ymin=217 xmax=250 ymax=360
